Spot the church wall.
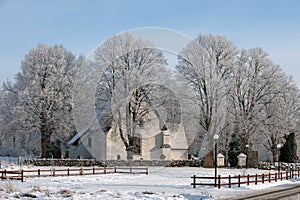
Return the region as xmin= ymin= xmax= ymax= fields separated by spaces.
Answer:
xmin=69 ymin=129 xmax=107 ymax=160
xmin=106 ymin=128 xmax=127 ymax=160
xmin=90 ymin=130 xmax=107 ymax=160
xmin=138 ymin=112 xmax=163 ymax=160
xmin=69 ymin=134 xmax=93 ymax=159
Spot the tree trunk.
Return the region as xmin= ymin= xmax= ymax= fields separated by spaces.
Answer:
xmin=40 ymin=114 xmax=51 ymax=158
xmin=127 ymin=148 xmax=134 ymax=160
xmin=272 ymin=148 xmax=277 ymax=163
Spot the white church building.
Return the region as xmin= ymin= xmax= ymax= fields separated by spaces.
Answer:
xmin=68 ymin=110 xmax=189 ymax=161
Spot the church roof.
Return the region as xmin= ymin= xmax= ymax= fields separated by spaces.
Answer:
xmin=68 ymin=127 xmax=90 ymax=145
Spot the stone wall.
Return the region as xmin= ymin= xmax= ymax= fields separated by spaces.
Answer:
xmin=24 ymin=159 xmax=106 ymax=167
xmin=24 ymin=159 xmax=201 ymax=167
xmin=105 ymin=160 xmax=201 ymax=167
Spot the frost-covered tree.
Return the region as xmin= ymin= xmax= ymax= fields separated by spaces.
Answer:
xmin=228 ymin=48 xmax=282 ymax=152
xmin=92 ymin=33 xmax=168 ymax=158
xmin=12 ymin=44 xmax=77 ymax=158
xmin=227 ymin=47 xmax=300 ymax=162
xmin=0 ymin=82 xmax=19 ymax=151
xmin=176 ymin=34 xmax=237 ymax=157
xmin=261 ymin=75 xmax=300 ymax=161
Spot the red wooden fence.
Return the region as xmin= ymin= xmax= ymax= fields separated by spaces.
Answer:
xmin=192 ymin=169 xmax=300 ymax=189
xmin=0 ymin=167 xmax=148 ymax=182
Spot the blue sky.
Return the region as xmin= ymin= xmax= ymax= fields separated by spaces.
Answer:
xmin=1 ymin=0 xmax=300 ymax=86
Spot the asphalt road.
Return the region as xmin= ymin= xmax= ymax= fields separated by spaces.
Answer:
xmin=222 ymin=183 xmax=300 ymax=200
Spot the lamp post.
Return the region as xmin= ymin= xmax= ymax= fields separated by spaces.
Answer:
xmin=277 ymin=144 xmax=282 ymax=178
xmin=213 ymin=134 xmax=219 ymax=187
xmin=245 ymin=144 xmax=249 ymax=169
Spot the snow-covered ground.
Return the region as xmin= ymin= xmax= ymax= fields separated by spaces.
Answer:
xmin=0 ymin=160 xmax=299 ymax=200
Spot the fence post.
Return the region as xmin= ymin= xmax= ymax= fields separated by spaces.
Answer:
xmin=130 ymin=167 xmax=132 ymax=173
xmin=53 ymin=169 xmax=55 ymax=177
xmin=247 ymin=174 xmax=250 ymax=185
xmin=218 ymin=175 xmax=221 ymax=189
xmin=286 ymin=171 xmax=288 ymax=180
xmin=21 ymin=169 xmax=24 ymax=182
xmin=192 ymin=175 xmax=196 ymax=188
xmin=114 ymin=167 xmax=117 ymax=173
xmin=262 ymin=173 xmax=264 ymax=183
xmin=228 ymin=175 xmax=231 ymax=188
xmin=275 ymin=173 xmax=277 ymax=182
xmin=238 ymin=175 xmax=241 ymax=187
xmin=269 ymin=173 xmax=271 ymax=183
xmin=255 ymin=174 xmax=257 ymax=185
xmin=80 ymin=168 xmax=83 ymax=175
xmin=93 ymin=167 xmax=95 ymax=175
xmin=67 ymin=168 xmax=70 ymax=176
xmin=104 ymin=167 xmax=106 ymax=174
xmin=146 ymin=167 xmax=148 ymax=175
xmin=281 ymin=172 xmax=283 ymax=181
xmin=38 ymin=169 xmax=40 ymax=177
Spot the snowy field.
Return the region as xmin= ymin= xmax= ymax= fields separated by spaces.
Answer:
xmin=0 ymin=159 xmax=299 ymax=200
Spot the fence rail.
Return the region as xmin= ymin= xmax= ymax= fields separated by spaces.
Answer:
xmin=0 ymin=167 xmax=148 ymax=182
xmin=191 ymin=169 xmax=300 ymax=189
